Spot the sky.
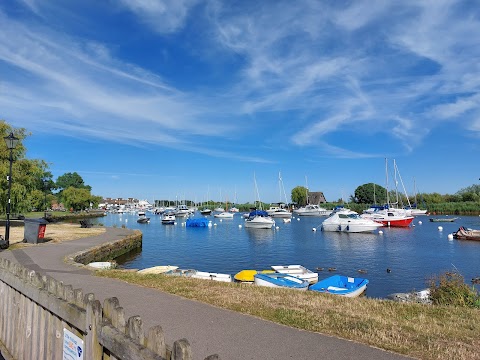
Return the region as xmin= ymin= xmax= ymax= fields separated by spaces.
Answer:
xmin=1 ymin=0 xmax=479 ymax=205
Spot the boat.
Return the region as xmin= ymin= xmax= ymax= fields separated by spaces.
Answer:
xmin=429 ymin=217 xmax=458 ymax=222
xmin=214 ymin=211 xmax=234 ymax=219
xmin=229 ymin=206 xmax=240 ymax=213
xmin=322 ymin=208 xmax=384 ymax=233
xmin=186 ymin=218 xmax=212 ymax=227
xmin=271 ymin=265 xmax=319 ymax=283
xmin=137 ymin=211 xmax=151 ymax=223
xmin=87 ymin=261 xmax=117 ymax=269
xmin=137 ymin=265 xmax=179 ymax=274
xmin=200 ymin=208 xmax=212 ymax=215
xmin=191 ymin=271 xmax=233 ymax=282
xmin=253 ymin=273 xmax=309 ymax=290
xmin=309 ymin=275 xmax=369 ymax=297
xmin=244 ymin=210 xmax=275 ymax=229
xmin=361 ymin=207 xmax=414 ymax=227
xmin=164 ymin=268 xmax=197 ymax=277
xmin=234 ymin=269 xmax=275 ymax=282
xmin=175 ymin=204 xmax=190 ymax=218
xmin=452 ymin=226 xmax=480 ymax=241
xmin=161 ymin=212 xmax=175 ymax=225
xmin=294 ymin=204 xmax=332 ymax=217
xmin=267 ymin=205 xmax=292 ymax=218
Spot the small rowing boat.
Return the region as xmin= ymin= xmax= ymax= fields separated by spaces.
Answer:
xmin=254 ymin=273 xmax=309 ymax=290
xmin=309 ymin=275 xmax=369 ymax=297
xmin=137 ymin=265 xmax=178 ymax=274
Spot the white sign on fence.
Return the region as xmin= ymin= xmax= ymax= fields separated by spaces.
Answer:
xmin=63 ymin=328 xmax=84 ymax=360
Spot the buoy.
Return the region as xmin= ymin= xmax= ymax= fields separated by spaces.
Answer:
xmin=387 ymin=268 xmax=391 ymax=273
xmin=447 ymin=233 xmax=453 ymax=240
xmin=438 ymin=226 xmax=443 ymax=231
xmin=220 ymin=219 xmax=223 ymax=222
xmin=378 ymin=230 xmax=383 ymax=235
xmin=418 ymin=221 xmax=422 ymax=225
xmin=275 ymin=226 xmax=279 ymax=230
xmin=214 ymin=223 xmax=217 ymax=226
xmin=125 ymin=219 xmax=128 ymax=222
xmin=312 ymin=227 xmax=317 ymax=232
xmin=238 ymin=224 xmax=242 ymax=228
xmin=174 ymin=222 xmax=177 ymax=225
xmin=297 ymin=218 xmax=300 ymax=221
xmin=316 ymin=267 xmax=324 ymax=271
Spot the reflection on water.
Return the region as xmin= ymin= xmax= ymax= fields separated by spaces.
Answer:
xmin=96 ymin=213 xmax=480 ymax=298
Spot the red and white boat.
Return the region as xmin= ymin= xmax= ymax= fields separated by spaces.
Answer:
xmin=362 ymin=207 xmax=414 ymax=227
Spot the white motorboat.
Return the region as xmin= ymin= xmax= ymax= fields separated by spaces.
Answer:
xmin=267 ymin=206 xmax=292 ymax=219
xmin=161 ymin=212 xmax=175 ymax=225
xmin=244 ymin=210 xmax=275 ymax=229
xmin=271 ymin=265 xmax=318 ymax=283
xmin=213 ymin=212 xmax=234 ymax=219
xmin=294 ymin=204 xmax=332 ymax=217
xmin=229 ymin=207 xmax=240 ymax=213
xmin=175 ymin=204 xmax=190 ymax=218
xmin=137 ymin=211 xmax=151 ymax=223
xmin=322 ymin=208 xmax=384 ymax=233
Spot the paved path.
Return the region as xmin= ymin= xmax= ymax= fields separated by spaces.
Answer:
xmin=0 ymin=228 xmax=412 ymax=360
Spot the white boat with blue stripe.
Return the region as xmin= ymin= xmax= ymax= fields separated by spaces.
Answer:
xmin=254 ymin=273 xmax=309 ymax=290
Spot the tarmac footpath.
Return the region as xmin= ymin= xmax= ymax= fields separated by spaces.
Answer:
xmin=0 ymin=228 xmax=412 ymax=360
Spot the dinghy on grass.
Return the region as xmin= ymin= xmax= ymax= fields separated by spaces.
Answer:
xmin=309 ymin=275 xmax=368 ymax=297
xmin=234 ymin=269 xmax=275 ymax=282
xmin=191 ymin=271 xmax=233 ymax=282
xmin=137 ymin=265 xmax=178 ymax=274
xmin=271 ymin=265 xmax=319 ymax=283
xmin=254 ymin=273 xmax=309 ymax=290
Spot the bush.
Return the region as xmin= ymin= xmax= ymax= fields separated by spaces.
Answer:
xmin=429 ymin=271 xmax=480 ymax=308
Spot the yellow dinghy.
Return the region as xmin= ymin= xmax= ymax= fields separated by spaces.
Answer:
xmin=137 ymin=265 xmax=178 ymax=274
xmin=234 ymin=269 xmax=275 ymax=282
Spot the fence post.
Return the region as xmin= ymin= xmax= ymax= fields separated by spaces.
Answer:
xmin=172 ymin=339 xmax=192 ymax=360
xmin=85 ymin=297 xmax=103 ymax=359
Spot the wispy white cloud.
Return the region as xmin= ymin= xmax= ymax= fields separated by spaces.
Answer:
xmin=118 ymin=0 xmax=199 ymax=34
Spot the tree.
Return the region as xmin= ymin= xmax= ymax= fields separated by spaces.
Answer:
xmin=354 ymin=183 xmax=387 ymax=204
xmin=0 ymin=120 xmax=51 ymax=214
xmin=62 ymin=187 xmax=92 ymax=211
xmin=56 ymin=172 xmax=91 ymax=192
xmin=291 ymin=186 xmax=308 ymax=206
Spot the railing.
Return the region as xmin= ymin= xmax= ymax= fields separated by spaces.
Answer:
xmin=0 ymin=258 xmax=219 ymax=360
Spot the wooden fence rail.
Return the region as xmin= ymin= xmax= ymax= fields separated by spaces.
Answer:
xmin=0 ymin=258 xmax=219 ymax=360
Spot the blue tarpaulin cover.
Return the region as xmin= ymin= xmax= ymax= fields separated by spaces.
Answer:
xmin=186 ymin=218 xmax=211 ymax=227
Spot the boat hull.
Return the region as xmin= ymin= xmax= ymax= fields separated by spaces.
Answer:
xmin=254 ymin=273 xmax=309 ymax=290
xmin=373 ymin=216 xmax=414 ymax=227
xmin=234 ymin=269 xmax=275 ymax=282
xmin=191 ymin=271 xmax=233 ymax=282
xmin=309 ymin=275 xmax=368 ymax=297
xmin=271 ymin=265 xmax=318 ymax=283
xmin=137 ymin=265 xmax=179 ymax=274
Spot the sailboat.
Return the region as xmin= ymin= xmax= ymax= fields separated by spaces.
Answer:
xmin=361 ymin=159 xmax=414 ymax=227
xmin=213 ymin=198 xmax=234 ymax=218
xmin=407 ymin=178 xmax=428 ymax=216
xmin=267 ymin=172 xmax=292 ymax=218
xmin=245 ymin=174 xmax=275 ymax=229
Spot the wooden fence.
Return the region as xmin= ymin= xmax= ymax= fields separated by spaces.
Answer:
xmin=0 ymin=258 xmax=219 ymax=360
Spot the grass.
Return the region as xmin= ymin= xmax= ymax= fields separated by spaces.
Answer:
xmin=96 ymin=270 xmax=480 ymax=360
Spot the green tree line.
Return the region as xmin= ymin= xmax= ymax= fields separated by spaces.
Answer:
xmin=0 ymin=120 xmax=102 ymax=215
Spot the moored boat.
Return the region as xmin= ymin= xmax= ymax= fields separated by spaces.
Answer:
xmin=322 ymin=208 xmax=384 ymax=233
xmin=87 ymin=261 xmax=117 ymax=270
xmin=137 ymin=265 xmax=179 ymax=274
xmin=452 ymin=226 xmax=480 ymax=241
xmin=161 ymin=212 xmax=175 ymax=225
xmin=191 ymin=271 xmax=233 ymax=282
xmin=254 ymin=273 xmax=309 ymax=290
xmin=137 ymin=211 xmax=151 ymax=223
xmin=234 ymin=269 xmax=275 ymax=282
xmin=271 ymin=265 xmax=318 ymax=283
xmin=186 ymin=218 xmax=211 ymax=227
xmin=429 ymin=217 xmax=458 ymax=222
xmin=244 ymin=210 xmax=275 ymax=229
xmin=164 ymin=268 xmax=197 ymax=277
xmin=294 ymin=204 xmax=332 ymax=217
xmin=309 ymin=275 xmax=369 ymax=297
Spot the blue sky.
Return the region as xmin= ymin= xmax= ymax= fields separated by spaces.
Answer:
xmin=1 ymin=0 xmax=479 ymax=204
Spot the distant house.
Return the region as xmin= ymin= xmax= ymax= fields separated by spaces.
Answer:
xmin=308 ymin=192 xmax=327 ymax=204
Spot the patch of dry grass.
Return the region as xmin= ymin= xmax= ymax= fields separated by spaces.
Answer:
xmin=8 ymin=223 xmax=106 ymax=248
xmin=97 ymin=271 xmax=480 ymax=360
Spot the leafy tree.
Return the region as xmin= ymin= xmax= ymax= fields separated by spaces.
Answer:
xmin=0 ymin=121 xmax=50 ymax=214
xmin=56 ymin=172 xmax=91 ymax=192
xmin=354 ymin=183 xmax=387 ymax=204
xmin=291 ymin=186 xmax=308 ymax=206
xmin=62 ymin=187 xmax=92 ymax=211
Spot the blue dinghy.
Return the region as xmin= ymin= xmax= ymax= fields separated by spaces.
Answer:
xmin=309 ymin=275 xmax=369 ymax=297
xmin=254 ymin=273 xmax=309 ymax=291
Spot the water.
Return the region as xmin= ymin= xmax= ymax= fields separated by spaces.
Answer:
xmin=94 ymin=213 xmax=480 ymax=299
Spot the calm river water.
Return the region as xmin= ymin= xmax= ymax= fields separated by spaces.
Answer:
xmin=94 ymin=212 xmax=480 ymax=299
